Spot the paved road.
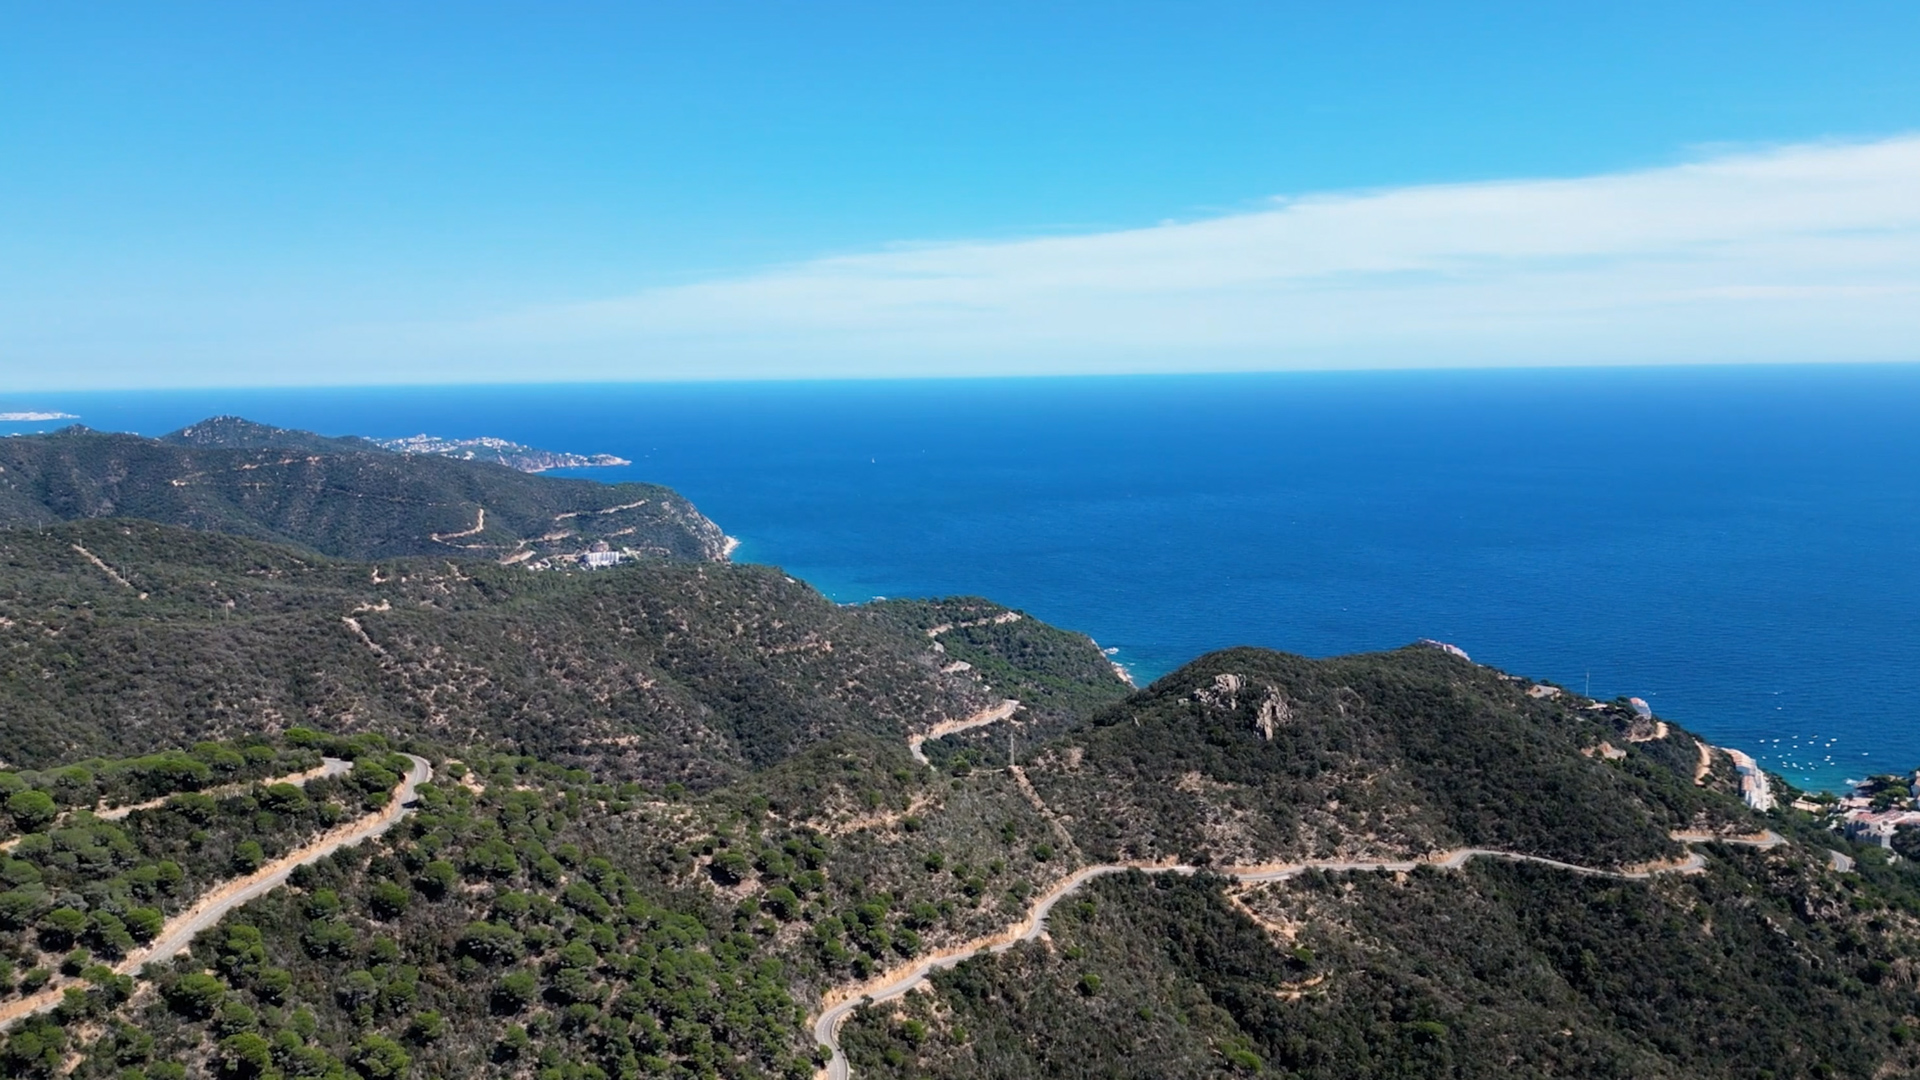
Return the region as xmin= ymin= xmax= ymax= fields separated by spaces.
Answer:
xmin=811 ymin=830 xmax=1787 ymax=1080
xmin=0 ymin=754 xmax=431 ymax=1031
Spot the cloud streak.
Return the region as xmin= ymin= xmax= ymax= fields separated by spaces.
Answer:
xmin=391 ymin=135 xmax=1920 ymax=378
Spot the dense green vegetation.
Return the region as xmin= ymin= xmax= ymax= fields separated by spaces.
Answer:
xmin=868 ymin=598 xmax=1132 ymax=733
xmin=866 ymin=595 xmax=1135 ymax=776
xmin=0 ymin=733 xmax=410 ymax=1005
xmin=844 ymin=850 xmax=1920 ymax=1080
xmin=1 ymin=738 xmax=321 ymax=834
xmin=705 ymin=736 xmax=1092 ymax=994
xmin=158 ymin=417 xmax=382 ymax=456
xmin=0 ymin=419 xmax=727 ymax=562
xmin=6 ymin=440 xmax=1919 ymax=1080
xmin=0 ymin=520 xmax=996 ymax=777
xmin=6 ymin=756 xmax=813 ymax=1080
xmin=1026 ymin=646 xmax=1741 ymax=869
xmin=1 ymin=733 xmax=1121 ymax=1080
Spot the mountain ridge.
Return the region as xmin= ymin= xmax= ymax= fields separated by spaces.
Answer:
xmin=0 ymin=442 xmax=1913 ymax=1080
xmin=0 ymin=418 xmax=728 ymax=564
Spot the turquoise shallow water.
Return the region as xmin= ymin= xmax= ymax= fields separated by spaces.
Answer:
xmin=6 ymin=365 xmax=1918 ymax=792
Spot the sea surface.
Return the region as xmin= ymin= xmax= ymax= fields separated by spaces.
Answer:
xmin=6 ymin=366 xmax=1918 ymax=792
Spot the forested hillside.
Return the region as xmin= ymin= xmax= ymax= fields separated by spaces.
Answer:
xmin=1024 ymin=645 xmax=1744 ymax=870
xmin=1 ymin=449 xmax=1914 ymax=1080
xmin=841 ymin=848 xmax=1920 ymax=1080
xmin=867 ymin=597 xmax=1132 ymax=734
xmin=0 ymin=420 xmax=728 ymax=563
xmin=50 ymin=755 xmax=824 ymax=1080
xmin=0 ymin=520 xmax=995 ymax=780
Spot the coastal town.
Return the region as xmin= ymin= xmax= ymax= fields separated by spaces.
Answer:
xmin=1816 ymin=774 xmax=1920 ymax=850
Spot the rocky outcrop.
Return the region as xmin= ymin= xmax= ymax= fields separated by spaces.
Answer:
xmin=1193 ymin=672 xmax=1293 ymax=741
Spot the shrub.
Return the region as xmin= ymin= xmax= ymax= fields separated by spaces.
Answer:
xmin=413 ymin=861 xmax=457 ymax=900
xmin=492 ymin=970 xmax=538 ymax=1013
xmin=456 ymin=922 xmax=524 ymax=966
xmin=257 ymin=784 xmax=307 ymax=815
xmin=350 ymin=1034 xmax=410 ymax=1080
xmin=709 ymin=849 xmax=750 ymax=885
xmin=166 ymin=973 xmax=228 ymax=1020
xmin=7 ymin=791 xmax=57 ymax=831
xmin=406 ymin=1011 xmax=444 ymax=1044
xmin=123 ymin=908 xmax=163 ymax=943
xmin=763 ymin=887 xmax=801 ymax=921
xmin=231 ymin=842 xmax=265 ymax=874
xmin=37 ymin=908 xmax=88 ymax=951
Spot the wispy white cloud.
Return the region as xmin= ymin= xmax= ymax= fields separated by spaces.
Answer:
xmin=356 ymin=135 xmax=1920 ymax=378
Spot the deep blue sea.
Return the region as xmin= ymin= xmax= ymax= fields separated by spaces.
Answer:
xmin=6 ymin=366 xmax=1918 ymax=792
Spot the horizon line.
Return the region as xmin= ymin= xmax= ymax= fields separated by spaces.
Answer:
xmin=9 ymin=357 xmax=1920 ymax=399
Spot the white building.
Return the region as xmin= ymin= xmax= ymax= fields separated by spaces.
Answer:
xmin=1723 ymin=747 xmax=1775 ymax=812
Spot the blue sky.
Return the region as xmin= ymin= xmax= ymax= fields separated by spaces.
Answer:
xmin=4 ymin=2 xmax=1920 ymax=388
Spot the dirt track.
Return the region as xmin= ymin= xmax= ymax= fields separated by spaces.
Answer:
xmin=0 ymin=754 xmax=431 ymax=1031
xmin=811 ymin=830 xmax=1788 ymax=1080
xmin=0 ymin=758 xmax=352 ymax=853
xmin=907 ymin=700 xmax=1020 ymax=767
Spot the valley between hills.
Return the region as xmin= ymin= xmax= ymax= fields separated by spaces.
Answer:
xmin=0 ymin=419 xmax=1917 ymax=1080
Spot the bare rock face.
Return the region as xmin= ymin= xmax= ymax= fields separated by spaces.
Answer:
xmin=1193 ymin=672 xmax=1292 ymax=740
xmin=1252 ymin=690 xmax=1292 ymax=741
xmin=1194 ymin=672 xmax=1246 ymax=710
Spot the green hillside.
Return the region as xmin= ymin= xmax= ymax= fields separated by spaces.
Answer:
xmin=1 ymin=452 xmax=1915 ymax=1080
xmin=0 ymin=420 xmax=727 ymax=563
xmin=841 ymin=849 xmax=1920 ymax=1080
xmin=866 ymin=596 xmax=1133 ymax=744
xmin=1025 ymin=645 xmax=1743 ymax=870
xmin=0 ymin=520 xmax=998 ymax=781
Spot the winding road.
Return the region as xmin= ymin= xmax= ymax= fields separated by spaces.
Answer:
xmin=0 ymin=754 xmax=431 ymax=1031
xmin=0 ymin=721 xmax=1796 ymax=1074
xmin=907 ymin=700 xmax=1021 ymax=767
xmin=811 ymin=830 xmax=1787 ymax=1080
xmin=97 ymin=757 xmax=355 ymax=822
xmin=0 ymin=757 xmax=354 ymax=853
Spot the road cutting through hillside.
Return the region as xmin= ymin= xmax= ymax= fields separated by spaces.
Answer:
xmin=811 ymin=829 xmax=1788 ymax=1080
xmin=0 ymin=757 xmax=354 ymax=852
xmin=97 ymin=757 xmax=354 ymax=822
xmin=431 ymin=507 xmax=486 ymax=542
xmin=0 ymin=754 xmax=431 ymax=1032
xmin=907 ymin=699 xmax=1021 ymax=767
